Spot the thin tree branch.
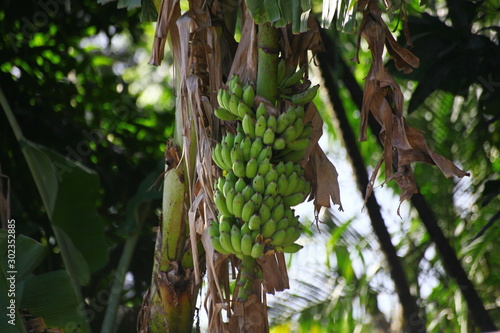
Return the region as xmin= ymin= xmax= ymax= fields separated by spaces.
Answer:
xmin=317 ymin=33 xmax=426 ymax=333
xmin=321 ymin=30 xmax=497 ymax=331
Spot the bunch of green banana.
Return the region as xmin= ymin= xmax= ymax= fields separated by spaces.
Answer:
xmin=211 ymin=74 xmax=315 ymax=300
xmin=215 ymin=75 xmax=255 ymax=122
xmin=276 ymin=60 xmax=320 ymax=105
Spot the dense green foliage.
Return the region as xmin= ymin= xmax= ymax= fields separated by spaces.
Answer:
xmin=1 ymin=1 xmax=173 ymax=331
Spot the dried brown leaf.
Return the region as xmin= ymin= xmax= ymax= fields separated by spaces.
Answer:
xmin=302 ymin=102 xmax=323 ymax=161
xmin=362 ymin=20 xmax=386 ymax=81
xmin=149 ymin=0 xmax=181 ymax=66
xmin=258 ymin=253 xmax=289 ymax=294
xmin=399 ymin=124 xmax=470 ymax=178
xmin=228 ymin=8 xmax=257 ymax=84
xmin=305 ymin=145 xmax=343 ymax=215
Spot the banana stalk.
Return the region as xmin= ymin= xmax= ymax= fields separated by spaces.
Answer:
xmin=256 ymin=22 xmax=280 ymax=104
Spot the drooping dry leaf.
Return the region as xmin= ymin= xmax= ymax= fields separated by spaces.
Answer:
xmin=399 ymin=124 xmax=470 ymax=178
xmin=305 ymin=145 xmax=343 ymax=215
xmin=228 ymin=8 xmax=258 ymax=84
xmin=357 ymin=0 xmax=468 ymax=209
xmin=354 ymin=0 xmax=419 ymax=73
xmin=362 ymin=20 xmax=386 ymax=82
xmin=302 ymin=102 xmax=324 ymax=161
xmin=258 ymin=253 xmax=290 ymax=294
xmin=229 ymin=295 xmax=269 ymax=333
xmin=149 ymin=0 xmax=181 ymax=66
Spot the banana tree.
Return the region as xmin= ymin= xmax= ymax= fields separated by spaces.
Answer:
xmin=105 ymin=0 xmax=483 ymax=332
xmin=131 ymin=0 xmax=342 ymax=331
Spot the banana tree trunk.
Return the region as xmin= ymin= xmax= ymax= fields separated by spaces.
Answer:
xmin=138 ymin=104 xmax=200 ymax=332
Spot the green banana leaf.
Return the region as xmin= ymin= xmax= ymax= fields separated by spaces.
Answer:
xmin=0 ymin=232 xmax=87 ymax=332
xmin=20 ymin=140 xmax=108 ymax=286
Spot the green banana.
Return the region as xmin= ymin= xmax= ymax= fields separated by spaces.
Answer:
xmin=242 ymin=185 xmax=255 ymax=201
xmin=241 ymin=222 xmax=251 ymax=235
xmin=228 ymin=74 xmax=240 ymax=93
xmin=235 ymin=178 xmax=247 ymax=193
xmin=276 ymin=243 xmax=303 ymax=253
xmin=292 ymin=117 xmax=304 ymax=139
xmin=267 ymin=115 xmax=277 ymax=132
xmin=252 ymin=173 xmax=265 ymax=194
xmin=282 ymin=126 xmax=297 ymax=143
xmin=281 ymin=64 xmax=306 ymax=88
xmin=211 ymin=236 xmax=230 ymax=254
xmin=271 ymin=203 xmax=285 ymax=221
xmin=245 ymin=157 xmax=258 ymax=179
xmin=276 ymin=112 xmax=290 ymax=134
xmin=219 ymin=231 xmax=236 ymax=253
xmin=262 ymin=218 xmax=277 ymax=238
xmin=284 ymin=161 xmax=295 ymax=176
xmin=257 ymin=157 xmax=271 ymax=177
xmin=231 ymin=225 xmax=242 ymax=253
xmin=256 ymin=102 xmax=267 ymax=118
xmin=251 ymin=243 xmax=265 ymax=258
xmin=228 ymin=93 xmax=241 ymax=117
xmin=225 ymin=188 xmax=236 ymax=215
xmin=213 ymin=143 xmax=230 ymax=170
xmin=255 ymin=115 xmax=267 ymax=138
xmin=258 ymin=203 xmax=271 ymax=222
xmin=238 ymin=101 xmax=254 ymax=119
xmin=269 ymin=229 xmax=286 ymax=245
xmin=241 ymin=233 xmax=253 ymax=256
xmin=298 ymin=123 xmax=312 ymax=139
xmin=214 ymin=190 xmax=231 ymax=217
xmin=232 ymin=192 xmax=244 ymax=218
xmin=250 ymin=137 xmax=264 ymax=159
xmin=219 ymin=216 xmax=232 ymax=233
xmin=256 ymin=146 xmax=272 ymax=164
xmin=232 ymin=160 xmax=246 ymax=178
xmin=242 ymin=113 xmax=256 ymax=138
xmin=294 ymin=106 xmax=305 ymax=119
xmin=263 ymin=195 xmax=275 ymax=209
xmin=223 ymin=131 xmax=235 ymax=147
xmin=242 ymin=83 xmax=255 ymax=108
xmin=231 ymin=143 xmax=244 ymax=165
xmin=234 ymin=127 xmax=245 ymax=145
xmin=221 ymin=142 xmax=233 ymax=170
xmin=241 ymin=200 xmax=256 ymax=223
xmin=208 ymin=220 xmax=220 ymax=237
xmin=241 ymin=135 xmax=252 ymax=162
xmin=216 ymin=177 xmax=225 ymax=193
xmin=273 ymin=137 xmax=286 ymax=150
xmin=275 ymin=161 xmax=286 ymax=175
xmin=283 ymin=227 xmax=302 ymax=246
xmin=283 ymin=192 xmax=305 ymax=207
xmin=276 ymin=217 xmax=289 ymax=231
xmin=233 ymin=82 xmax=243 ymax=99
xmin=263 ymin=127 xmax=276 ymax=145
xmin=217 ymin=88 xmax=226 ymax=109
xmin=288 ymin=106 xmax=299 ymax=123
xmin=284 ymin=172 xmax=299 ymax=196
xmin=215 ymin=107 xmax=238 ymax=121
xmin=289 ymin=84 xmax=319 ymax=105
xmin=277 ymin=173 xmax=289 ymax=196
xmin=264 ymin=167 xmax=278 ymax=185
xmin=251 ymin=192 xmax=263 ymax=207
xmin=248 ymin=214 xmax=262 ymax=230
xmin=264 ymin=181 xmax=279 ymax=197
xmin=287 ymin=138 xmax=310 ymax=151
